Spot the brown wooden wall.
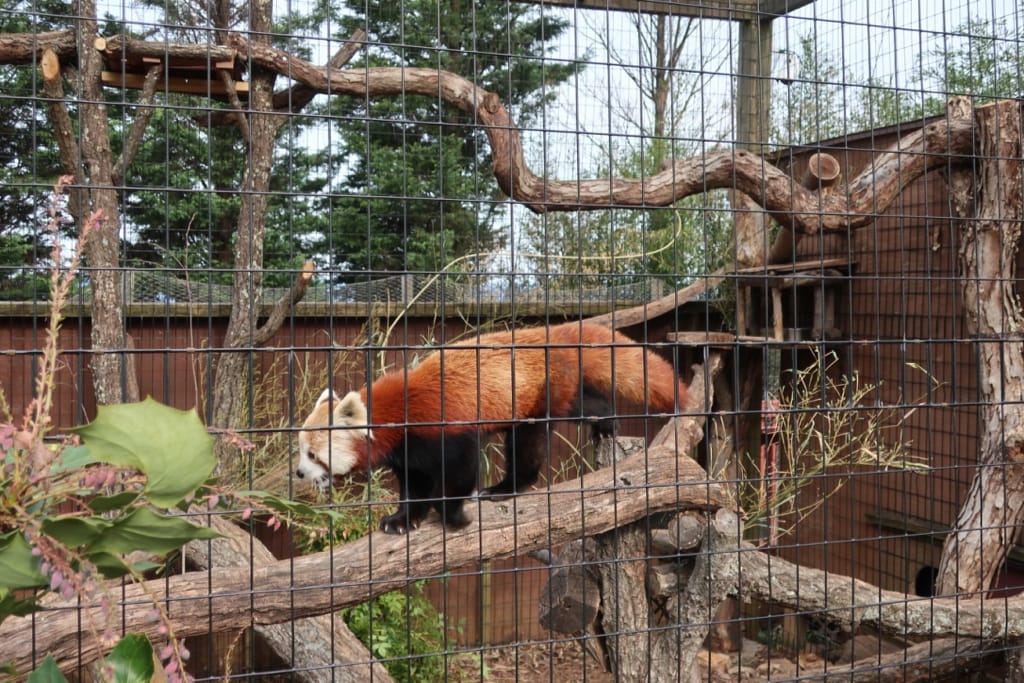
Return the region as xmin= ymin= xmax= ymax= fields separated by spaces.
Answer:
xmin=770 ymin=123 xmax=997 ymax=595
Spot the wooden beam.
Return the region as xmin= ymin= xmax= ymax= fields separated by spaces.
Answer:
xmin=512 ymin=0 xmax=761 ymax=22
xmin=101 ymin=70 xmax=248 ymax=97
xmin=512 ymin=0 xmax=815 ymax=21
xmin=758 ymin=0 xmax=815 ymax=17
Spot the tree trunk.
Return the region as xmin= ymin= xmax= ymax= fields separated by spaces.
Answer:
xmin=74 ymin=0 xmax=138 ymax=405
xmin=208 ymin=0 xmax=281 ymax=464
xmin=938 ymin=97 xmax=1024 ymax=595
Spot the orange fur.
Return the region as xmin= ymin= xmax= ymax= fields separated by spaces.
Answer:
xmin=357 ymin=321 xmax=684 ymax=466
xmin=297 ymin=320 xmax=687 ymax=532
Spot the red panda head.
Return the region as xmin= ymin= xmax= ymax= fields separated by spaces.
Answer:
xmin=296 ymin=388 xmax=369 ymax=491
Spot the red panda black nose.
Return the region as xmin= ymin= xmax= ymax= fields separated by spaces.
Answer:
xmin=295 ymin=469 xmax=304 ymax=478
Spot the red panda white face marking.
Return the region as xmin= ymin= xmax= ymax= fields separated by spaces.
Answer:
xmin=296 ymin=389 xmax=369 ymax=491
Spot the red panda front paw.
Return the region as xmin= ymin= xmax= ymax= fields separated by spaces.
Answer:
xmin=379 ymin=512 xmax=420 ymax=534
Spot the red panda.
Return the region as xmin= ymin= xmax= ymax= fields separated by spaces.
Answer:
xmin=297 ymin=321 xmax=686 ymax=534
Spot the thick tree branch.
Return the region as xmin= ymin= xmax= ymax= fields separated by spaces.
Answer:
xmin=279 ymin=28 xmax=366 ymax=110
xmin=5 ymin=30 xmax=979 ymax=235
xmin=39 ymin=50 xmax=84 ymax=190
xmin=0 ymin=29 xmax=77 ymax=63
xmin=739 ymin=547 xmax=1024 ymax=640
xmin=186 ymin=514 xmax=393 ymax=683
xmin=222 ymin=32 xmax=977 ymax=233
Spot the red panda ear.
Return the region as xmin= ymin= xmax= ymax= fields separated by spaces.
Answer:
xmin=335 ymin=391 xmax=367 ymax=425
xmin=315 ymin=388 xmax=339 ymax=408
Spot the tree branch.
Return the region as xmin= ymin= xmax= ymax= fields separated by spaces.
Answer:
xmin=7 ymin=30 xmax=980 ymax=236
xmin=186 ymin=514 xmax=394 ymax=683
xmin=112 ymin=64 xmax=161 ymax=185
xmin=252 ymin=260 xmax=314 ymax=345
xmin=0 ymin=30 xmax=77 ymax=64
xmin=39 ymin=49 xmax=83 ymax=184
xmin=223 ymin=32 xmax=977 ymax=233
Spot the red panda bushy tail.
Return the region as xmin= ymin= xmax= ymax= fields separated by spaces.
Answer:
xmin=561 ymin=323 xmax=684 ymax=415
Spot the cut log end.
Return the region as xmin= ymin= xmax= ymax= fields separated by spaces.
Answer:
xmin=41 ymin=48 xmax=61 ymax=83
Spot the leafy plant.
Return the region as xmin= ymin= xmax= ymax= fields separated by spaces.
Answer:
xmin=0 ymin=179 xmax=221 ymax=681
xmin=343 ymin=582 xmax=455 ymax=683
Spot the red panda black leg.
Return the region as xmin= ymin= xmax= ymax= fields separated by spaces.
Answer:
xmin=380 ymin=467 xmax=434 ymax=534
xmin=481 ymin=423 xmax=545 ymax=500
xmin=380 ymin=433 xmax=480 ymax=533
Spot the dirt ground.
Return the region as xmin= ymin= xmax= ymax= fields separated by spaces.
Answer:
xmin=449 ymin=636 xmax=897 ymax=682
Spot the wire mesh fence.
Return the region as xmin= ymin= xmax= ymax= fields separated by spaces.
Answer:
xmin=2 ymin=0 xmax=1024 ymax=681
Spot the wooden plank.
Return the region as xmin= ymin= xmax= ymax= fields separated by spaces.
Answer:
xmin=668 ymin=330 xmax=822 ymax=347
xmin=512 ymin=0 xmax=761 ymax=22
xmin=101 ymin=70 xmax=249 ymax=97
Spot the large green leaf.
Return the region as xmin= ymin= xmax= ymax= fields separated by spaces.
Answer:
xmin=73 ymin=398 xmax=216 ymax=507
xmin=26 ymin=656 xmax=68 ymax=683
xmin=91 ymin=507 xmax=219 ymax=557
xmin=0 ymin=531 xmax=45 ymax=590
xmin=47 ymin=444 xmax=98 ymax=475
xmin=41 ymin=515 xmax=111 ymax=548
xmin=103 ymin=633 xmax=155 ymax=683
xmin=87 ymin=491 xmax=140 ymax=513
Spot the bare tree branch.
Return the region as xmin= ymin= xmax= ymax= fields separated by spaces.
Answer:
xmin=5 ymin=30 xmax=979 ymax=235
xmin=112 ymin=64 xmax=161 ymax=185
xmin=252 ymin=261 xmax=314 ymax=345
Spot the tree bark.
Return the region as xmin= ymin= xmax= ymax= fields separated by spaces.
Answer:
xmin=937 ymin=97 xmax=1024 ymax=596
xmin=73 ymin=0 xmax=138 ymax=405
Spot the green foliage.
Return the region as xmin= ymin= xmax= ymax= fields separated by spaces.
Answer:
xmin=1 ymin=400 xmax=220 ymax=604
xmin=103 ymin=634 xmax=156 ymax=683
xmin=22 ymin=636 xmax=158 ymax=683
xmin=25 ymin=656 xmax=66 ymax=683
xmin=72 ymin=398 xmax=217 ymax=507
xmin=922 ymin=17 xmax=1024 ymax=113
xmin=343 ymin=582 xmax=453 ymax=683
xmin=0 ymin=234 xmax=49 ymax=301
xmin=771 ymin=35 xmax=848 ymax=147
xmin=317 ymin=0 xmax=577 ymax=281
xmin=1 ymin=206 xmax=219 ymax=676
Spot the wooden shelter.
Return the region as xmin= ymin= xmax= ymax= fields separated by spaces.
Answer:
xmin=745 ymin=113 xmax=1016 ymax=596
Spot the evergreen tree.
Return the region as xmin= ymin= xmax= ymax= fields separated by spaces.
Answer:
xmin=0 ymin=3 xmax=67 ymax=299
xmin=319 ymin=0 xmax=578 ymax=281
xmin=923 ymin=17 xmax=1024 ymax=113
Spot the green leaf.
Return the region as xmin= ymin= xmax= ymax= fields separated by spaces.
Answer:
xmin=0 ymin=587 xmax=40 ymax=627
xmin=86 ymin=551 xmax=131 ymax=579
xmin=103 ymin=633 xmax=155 ymax=683
xmin=87 ymin=491 xmax=140 ymax=513
xmin=26 ymin=656 xmax=68 ymax=683
xmin=47 ymin=445 xmax=98 ymax=475
xmin=41 ymin=516 xmax=112 ymax=548
xmin=73 ymin=398 xmax=216 ymax=507
xmin=91 ymin=507 xmax=219 ymax=557
xmin=0 ymin=531 xmax=45 ymax=590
